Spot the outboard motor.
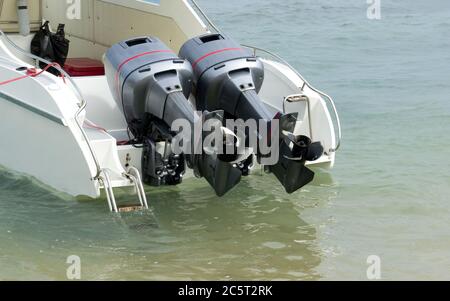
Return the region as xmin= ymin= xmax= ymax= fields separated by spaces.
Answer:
xmin=105 ymin=37 xmax=249 ymax=196
xmin=180 ymin=34 xmax=324 ymax=193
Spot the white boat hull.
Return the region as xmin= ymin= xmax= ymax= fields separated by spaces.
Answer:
xmin=0 ymin=0 xmax=341 ymax=208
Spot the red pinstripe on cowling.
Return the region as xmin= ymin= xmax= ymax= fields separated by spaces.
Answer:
xmin=114 ymin=50 xmax=174 ymax=100
xmin=191 ymin=47 xmax=244 ymax=69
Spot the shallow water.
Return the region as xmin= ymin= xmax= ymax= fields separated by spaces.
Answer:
xmin=1 ymin=0 xmax=449 ymax=280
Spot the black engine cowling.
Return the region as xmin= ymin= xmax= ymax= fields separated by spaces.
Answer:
xmin=180 ymin=34 xmax=324 ymax=194
xmin=104 ymin=37 xmax=249 ymax=196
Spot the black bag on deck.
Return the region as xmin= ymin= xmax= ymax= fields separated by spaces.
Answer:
xmin=31 ymin=21 xmax=54 ymax=65
xmin=31 ymin=21 xmax=70 ymax=75
xmin=51 ymin=24 xmax=70 ymax=67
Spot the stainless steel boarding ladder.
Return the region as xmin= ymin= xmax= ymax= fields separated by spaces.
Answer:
xmin=100 ymin=168 xmax=149 ymax=213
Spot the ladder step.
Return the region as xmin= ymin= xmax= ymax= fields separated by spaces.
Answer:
xmin=118 ymin=205 xmax=145 ymax=213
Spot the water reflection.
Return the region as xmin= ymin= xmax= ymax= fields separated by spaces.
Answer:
xmin=0 ymin=167 xmax=337 ymax=280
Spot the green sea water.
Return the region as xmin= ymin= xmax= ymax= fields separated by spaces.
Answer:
xmin=0 ymin=0 xmax=449 ymax=280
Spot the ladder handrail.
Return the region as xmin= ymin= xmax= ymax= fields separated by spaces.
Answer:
xmin=100 ymin=169 xmax=118 ymax=213
xmin=0 ymin=29 xmax=103 ymax=178
xmin=127 ymin=166 xmax=149 ymax=210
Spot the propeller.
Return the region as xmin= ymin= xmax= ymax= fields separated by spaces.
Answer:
xmin=269 ymin=113 xmax=324 ymax=194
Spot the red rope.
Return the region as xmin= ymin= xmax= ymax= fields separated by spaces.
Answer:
xmin=83 ymin=120 xmax=131 ymax=146
xmin=84 ymin=120 xmax=108 ymax=133
xmin=0 ymin=63 xmax=66 ymax=86
xmin=1 ymin=64 xmax=131 ymax=146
